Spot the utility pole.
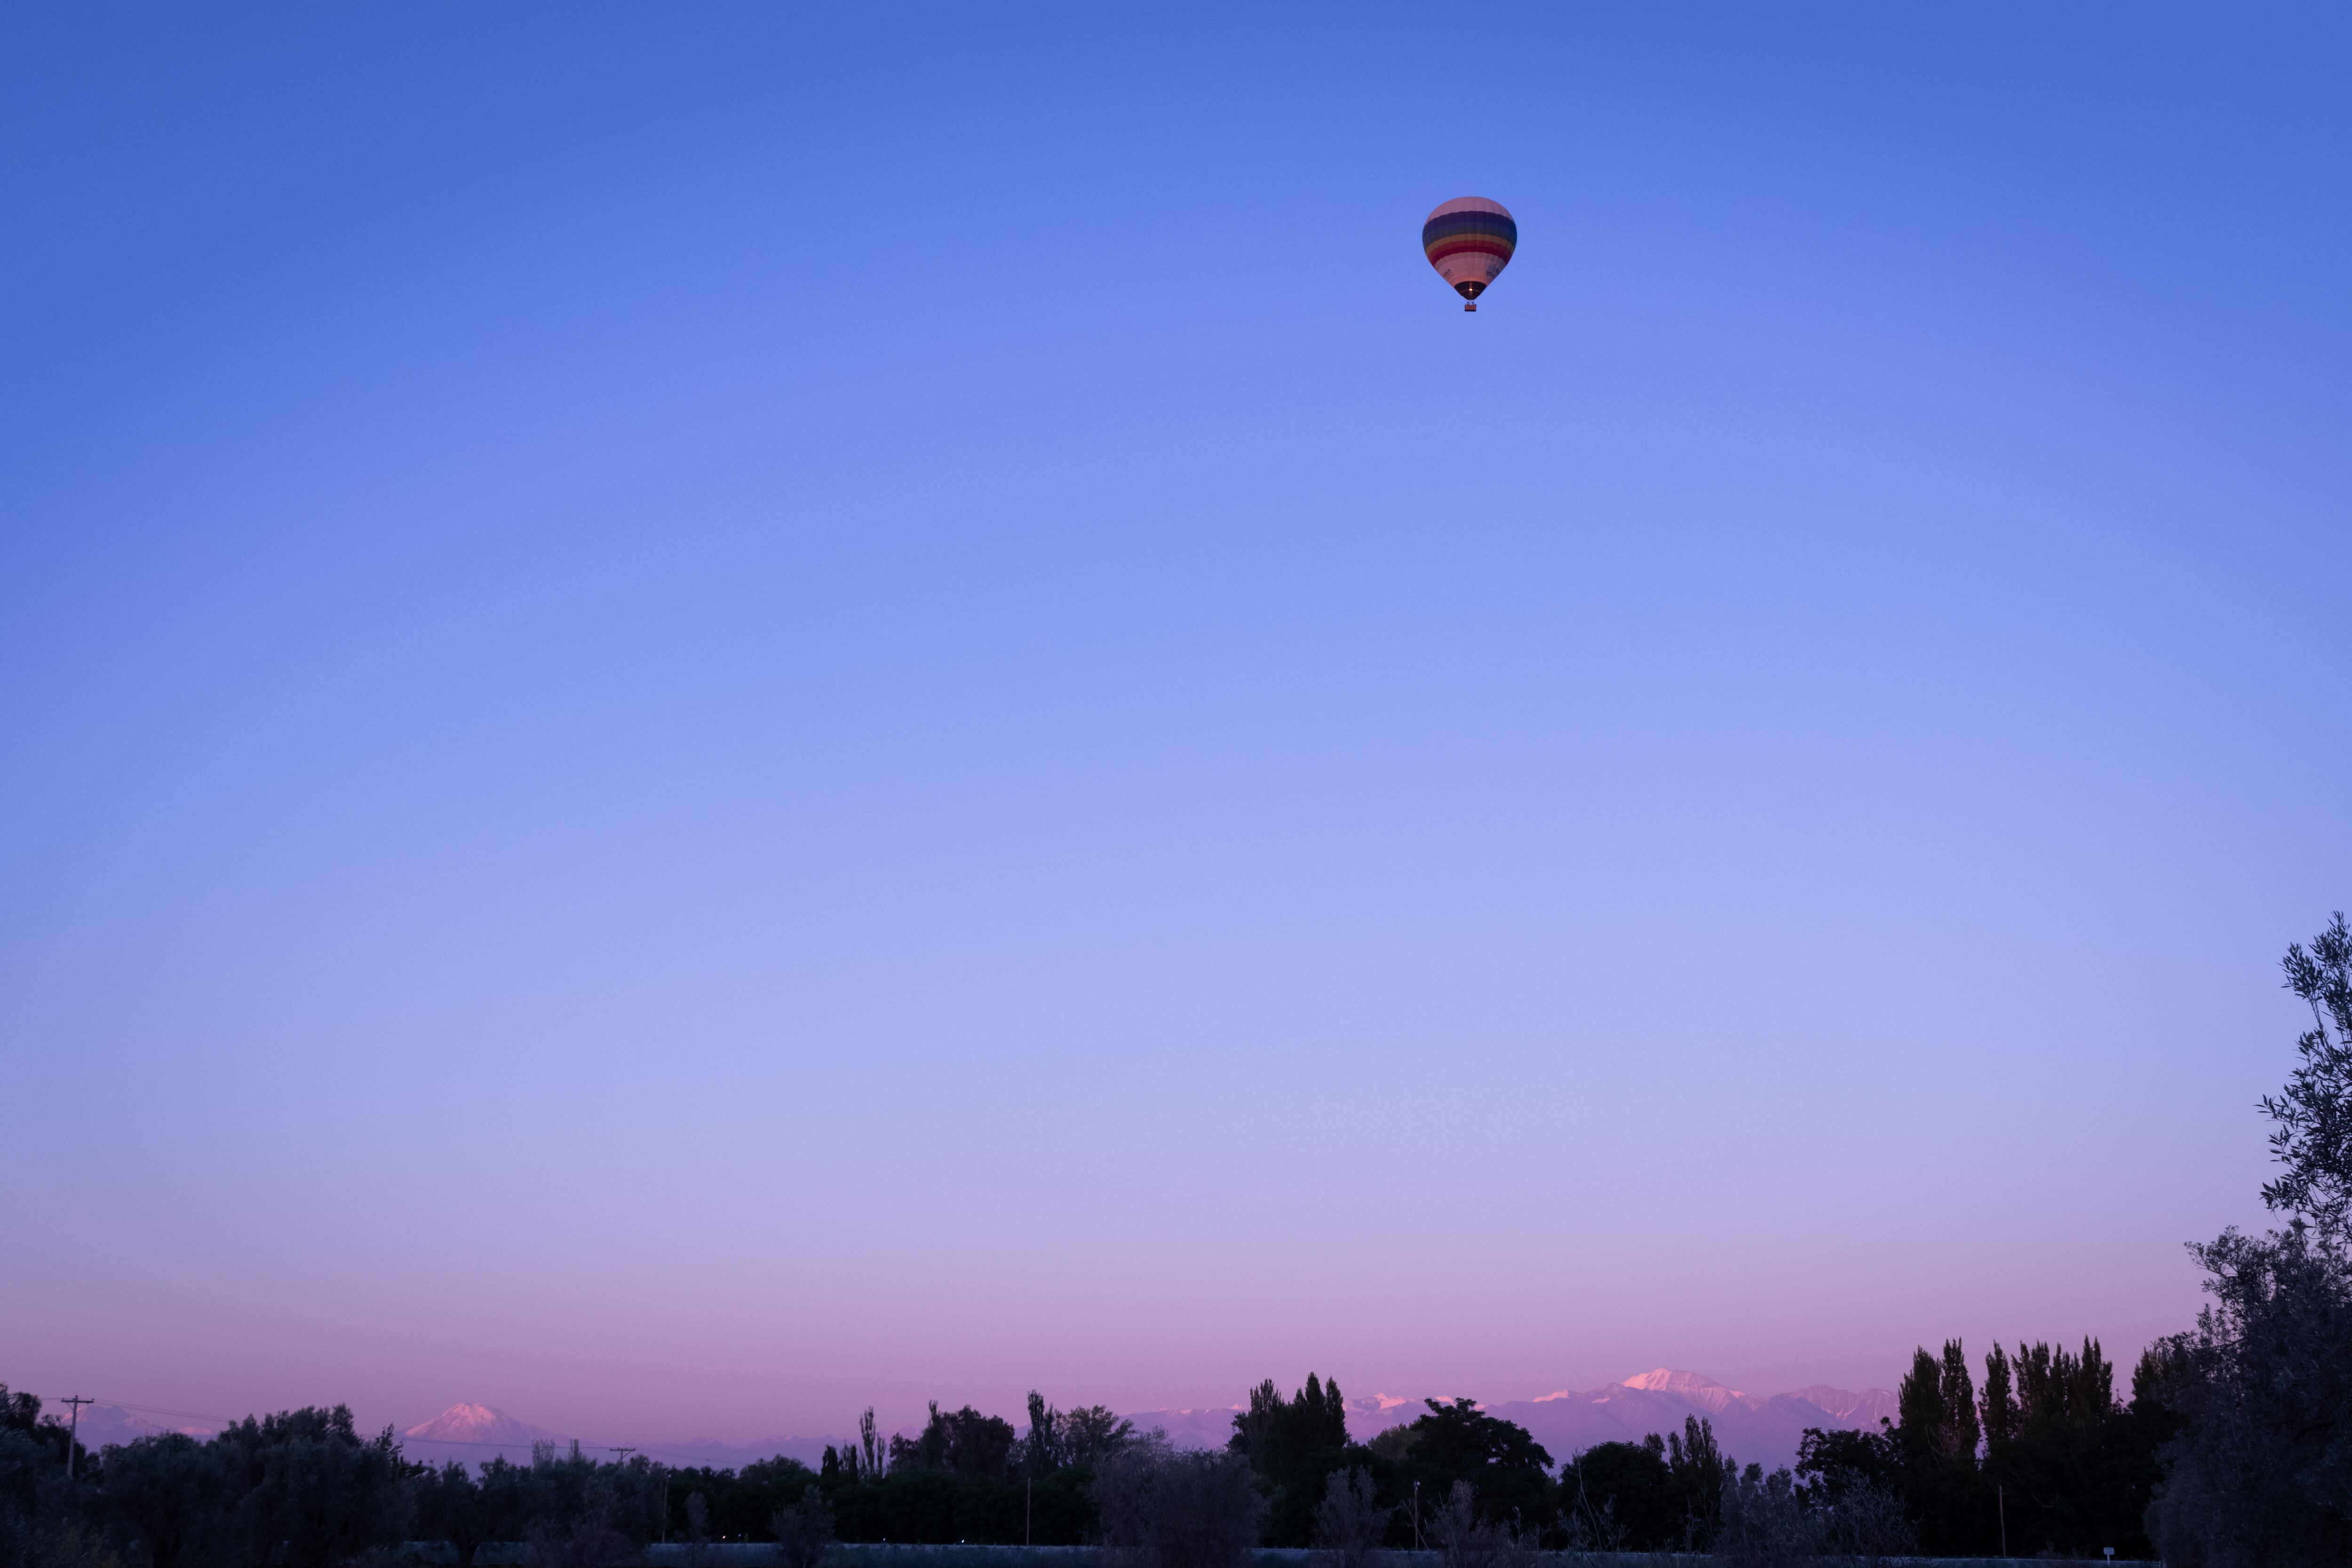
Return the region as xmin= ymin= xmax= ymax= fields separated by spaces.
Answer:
xmin=1998 ymin=1483 xmax=2007 ymax=1559
xmin=1026 ymin=1478 xmax=1033 ymax=1546
xmin=1412 ymin=1480 xmax=1422 ymax=1550
xmin=60 ymin=1397 xmax=92 ymax=1480
xmin=608 ymin=1447 xmax=636 ymax=1460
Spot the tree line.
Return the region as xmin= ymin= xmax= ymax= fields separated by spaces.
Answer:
xmin=0 ymin=1368 xmax=2142 ymax=1564
xmin=6 ymin=912 xmax=2349 ymax=1566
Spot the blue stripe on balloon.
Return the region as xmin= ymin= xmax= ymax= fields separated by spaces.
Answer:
xmin=1422 ymin=215 xmax=1517 ymax=247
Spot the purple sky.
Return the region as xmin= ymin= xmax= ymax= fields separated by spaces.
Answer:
xmin=3 ymin=4 xmax=2347 ymax=1449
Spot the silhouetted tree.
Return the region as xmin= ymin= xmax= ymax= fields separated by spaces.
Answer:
xmin=1367 ymin=1399 xmax=1550 ymax=1543
xmin=883 ymin=1403 xmax=1017 ymax=1479
xmin=1021 ymin=1392 xmax=1065 ymax=1477
xmin=1813 ymin=1474 xmax=1915 ymax=1564
xmin=96 ymin=1431 xmax=224 ymax=1568
xmin=0 ymin=1393 xmax=113 ymax=1568
xmin=826 ymin=1408 xmax=888 ymax=1486
xmin=818 ymin=1397 xmax=1107 ymax=1545
xmin=1229 ymin=1375 xmax=1359 ymax=1546
xmin=211 ymin=1406 xmax=409 ymax=1568
xmin=1794 ymin=1422 xmax=1899 ymax=1505
xmin=1096 ymin=1441 xmax=1264 ymax=1568
xmin=2262 ymin=912 xmax=2352 ymax=1232
xmin=772 ymin=1482 xmax=835 ymax=1568
xmin=1230 ymin=1375 xmax=1348 ymax=1475
xmin=516 ymin=1441 xmax=663 ymax=1567
xmin=473 ymin=1456 xmax=532 ymax=1549
xmin=945 ymin=1408 xmax=1017 ymax=1478
xmin=667 ymin=1455 xmax=820 ymax=1541
xmin=2145 ymin=913 xmax=2352 ymax=1567
xmin=1664 ymin=1415 xmax=1733 ymax=1549
xmin=889 ymin=1404 xmax=948 ymax=1474
xmin=1061 ymin=1406 xmax=1136 ymax=1469
xmin=413 ymin=1459 xmax=497 ymax=1567
xmin=1888 ymin=1342 xmax=1984 ymax=1551
xmin=1713 ymin=1462 xmax=1814 ymax=1566
xmin=1310 ymin=1466 xmax=1386 ymax=1568
xmin=1974 ymin=1337 xmax=2155 ymax=1556
xmin=2147 ymin=1222 xmax=2352 ymax=1565
xmin=1559 ymin=1436 xmax=1672 ymax=1551
xmin=1424 ymin=1479 xmax=1493 ymax=1568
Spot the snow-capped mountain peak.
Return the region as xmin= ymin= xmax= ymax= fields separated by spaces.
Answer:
xmin=403 ymin=1403 xmax=555 ymax=1445
xmin=1620 ymin=1369 xmax=1740 ymax=1398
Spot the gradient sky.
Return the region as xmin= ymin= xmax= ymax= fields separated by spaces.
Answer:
xmin=4 ymin=4 xmax=2349 ymax=1451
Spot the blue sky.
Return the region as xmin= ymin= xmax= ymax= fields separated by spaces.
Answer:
xmin=3 ymin=4 xmax=2348 ymax=1446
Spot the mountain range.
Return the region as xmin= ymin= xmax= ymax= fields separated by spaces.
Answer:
xmin=397 ymin=1403 xmax=840 ymax=1471
xmin=389 ymin=1373 xmax=1891 ymax=1477
xmin=1485 ymin=1369 xmax=1895 ymax=1473
xmin=1144 ymin=1369 xmax=1893 ymax=1473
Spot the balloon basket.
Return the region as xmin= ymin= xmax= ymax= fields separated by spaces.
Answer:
xmin=1464 ymin=302 xmax=1477 ymax=312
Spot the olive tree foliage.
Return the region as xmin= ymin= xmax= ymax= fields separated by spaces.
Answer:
xmin=2147 ymin=913 xmax=2352 ymax=1568
xmin=2264 ymin=914 xmax=2352 ymax=1231
xmin=515 ymin=1441 xmax=665 ymax=1568
xmin=1094 ymin=1439 xmax=1264 ymax=1568
xmin=0 ymin=1416 xmax=118 ymax=1568
xmin=1424 ymin=1480 xmax=1552 ymax=1568
xmin=212 ymin=1407 xmax=410 ymax=1568
xmin=1425 ymin=1481 xmax=1490 ymax=1568
xmin=1811 ymin=1475 xmax=1915 ymax=1564
xmin=1711 ymin=1463 xmax=1913 ymax=1568
xmin=1712 ymin=1465 xmax=1813 ymax=1568
xmin=771 ymin=1483 xmax=835 ymax=1568
xmin=1309 ymin=1467 xmax=1386 ymax=1568
xmin=90 ymin=1433 xmax=224 ymax=1568
xmin=413 ymin=1460 xmax=497 ymax=1568
xmin=2145 ymin=1223 xmax=2352 ymax=1568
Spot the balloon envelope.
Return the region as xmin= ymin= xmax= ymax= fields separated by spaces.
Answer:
xmin=1422 ymin=197 xmax=1516 ymax=306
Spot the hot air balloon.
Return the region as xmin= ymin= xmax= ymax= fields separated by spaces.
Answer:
xmin=1422 ymin=197 xmax=1516 ymax=311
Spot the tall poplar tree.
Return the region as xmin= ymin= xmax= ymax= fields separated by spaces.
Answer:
xmin=1229 ymin=1374 xmax=1359 ymax=1547
xmin=1892 ymin=1340 xmax=1987 ymax=1552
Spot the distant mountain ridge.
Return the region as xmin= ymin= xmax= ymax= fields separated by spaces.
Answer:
xmin=55 ymin=1404 xmax=215 ymax=1453
xmin=1136 ymin=1372 xmax=1890 ymax=1472
xmin=1477 ymin=1370 xmax=1894 ymax=1474
xmin=1117 ymin=1407 xmax=1246 ymax=1450
xmin=1781 ymin=1384 xmax=1899 ymax=1429
xmin=399 ymin=1405 xmax=839 ymax=1470
xmin=392 ymin=1373 xmax=1891 ymax=1477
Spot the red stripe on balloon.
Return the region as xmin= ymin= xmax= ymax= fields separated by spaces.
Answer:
xmin=1426 ymin=237 xmax=1513 ymax=263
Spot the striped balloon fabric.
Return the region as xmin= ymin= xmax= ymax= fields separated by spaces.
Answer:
xmin=1422 ymin=197 xmax=1516 ymax=310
